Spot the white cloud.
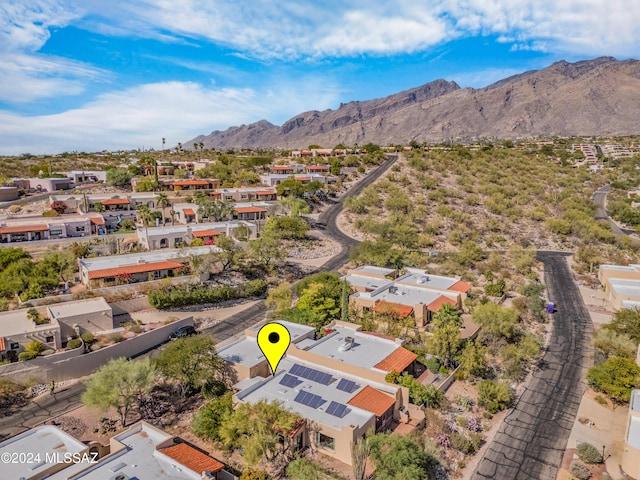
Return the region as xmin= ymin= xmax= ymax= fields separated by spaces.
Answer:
xmin=0 ymin=79 xmax=341 ymax=155
xmin=77 ymin=0 xmax=640 ymax=59
xmin=0 ymin=1 xmax=105 ymax=103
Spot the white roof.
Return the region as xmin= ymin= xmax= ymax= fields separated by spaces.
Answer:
xmin=397 ymin=268 xmax=460 ymax=290
xmin=344 ymin=274 xmax=393 ymax=291
xmin=0 ymin=425 xmax=86 ymax=479
xmin=353 ymin=283 xmax=457 ymax=308
xmin=608 ymin=278 xmax=640 ymax=297
xmin=63 ymin=422 xmax=201 ymax=480
xmin=304 ymin=326 xmax=400 ymax=371
xmin=47 ymin=297 xmax=111 ymax=319
xmin=628 ymin=416 xmax=640 ymax=449
xmin=352 ymin=265 xmax=396 ymax=277
xmin=235 ymin=357 xmax=378 ymax=431
xmin=0 ymin=309 xmax=58 ymax=336
xmin=600 ymin=264 xmax=640 ymax=272
xmin=79 ymin=246 xmax=220 ymax=271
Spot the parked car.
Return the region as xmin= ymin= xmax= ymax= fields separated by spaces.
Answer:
xmin=169 ymin=325 xmax=197 ymax=340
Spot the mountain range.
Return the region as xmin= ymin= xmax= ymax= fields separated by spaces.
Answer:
xmin=185 ymin=57 xmax=640 ymax=149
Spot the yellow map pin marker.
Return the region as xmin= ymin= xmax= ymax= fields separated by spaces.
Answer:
xmin=257 ymin=322 xmax=291 ymax=376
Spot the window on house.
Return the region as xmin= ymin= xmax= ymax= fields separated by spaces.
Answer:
xmin=75 ymin=226 xmax=85 ymax=232
xmin=316 ymin=432 xmax=335 ymax=451
xmin=10 ymin=342 xmax=19 ymax=350
xmin=45 ymin=336 xmax=54 ymax=343
xmin=160 ymin=238 xmax=168 ymax=248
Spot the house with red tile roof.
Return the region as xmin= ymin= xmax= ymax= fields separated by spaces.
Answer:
xmin=78 ymin=246 xmax=219 ymax=287
xmin=3 ymin=421 xmax=229 ymax=479
xmin=343 ymin=266 xmax=472 ymax=328
xmin=219 ymin=320 xmax=425 ymax=467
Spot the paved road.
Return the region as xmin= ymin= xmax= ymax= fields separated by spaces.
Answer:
xmin=472 ymin=252 xmax=593 ymax=480
xmin=0 ymin=383 xmax=86 ymax=442
xmin=0 ymin=155 xmax=399 ymax=440
xmin=592 ymin=185 xmax=636 ymax=236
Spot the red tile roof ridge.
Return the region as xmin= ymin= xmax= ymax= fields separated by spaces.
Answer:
xmin=159 ymin=442 xmax=224 ymax=474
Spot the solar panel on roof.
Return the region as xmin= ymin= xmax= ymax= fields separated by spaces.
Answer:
xmin=279 ymin=374 xmax=300 ymax=388
xmin=290 ymin=363 xmax=333 ymax=385
xmin=294 ymin=390 xmax=325 ymax=409
xmin=326 ymin=401 xmax=348 ymax=418
xmin=336 ymin=379 xmax=358 ymax=393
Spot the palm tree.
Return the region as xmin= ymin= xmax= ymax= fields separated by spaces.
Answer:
xmin=211 ymin=200 xmax=234 ymax=222
xmin=136 ymin=205 xmax=153 ymax=249
xmin=156 ymin=193 xmax=170 ymax=225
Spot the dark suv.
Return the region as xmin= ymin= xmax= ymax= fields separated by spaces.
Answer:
xmin=169 ymin=325 xmax=197 ymax=340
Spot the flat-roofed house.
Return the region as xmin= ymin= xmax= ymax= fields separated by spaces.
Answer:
xmin=599 ymin=264 xmax=640 ymax=287
xmin=606 ymin=278 xmax=640 ymax=310
xmin=136 ymin=222 xmax=256 ymax=250
xmin=47 ymin=297 xmax=113 ymax=341
xmin=344 ymin=266 xmax=470 ymax=328
xmin=622 ymin=390 xmax=640 ymax=479
xmin=1 ymin=421 xmax=228 ymax=480
xmin=219 ymin=320 xmax=423 ymax=467
xmin=0 ymin=308 xmax=61 ymax=360
xmin=78 ymin=247 xmax=217 ymax=287
xmin=0 ymin=424 xmax=89 ymax=479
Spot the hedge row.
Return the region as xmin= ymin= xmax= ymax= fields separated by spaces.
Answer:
xmin=148 ymin=279 xmax=268 ymax=309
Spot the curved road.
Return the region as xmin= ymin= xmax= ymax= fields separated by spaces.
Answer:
xmin=592 ymin=185 xmax=637 ymax=237
xmin=472 ymin=251 xmax=593 ymax=479
xmin=0 ymin=154 xmax=398 ymax=440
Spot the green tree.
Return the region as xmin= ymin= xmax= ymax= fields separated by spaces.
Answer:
xmin=82 ymin=357 xmax=157 ymax=426
xmin=285 ymin=457 xmax=324 ymax=480
xmin=368 ymin=433 xmax=434 ymax=480
xmin=349 ymin=240 xmax=406 ymax=269
xmin=275 ymin=179 xmax=305 ymax=198
xmin=593 ymin=328 xmax=636 ymax=358
xmin=106 ymin=168 xmax=134 ymax=187
xmin=154 ymin=335 xmax=221 ymax=396
xmin=219 ymin=400 xmax=302 ymax=470
xmin=135 ymin=176 xmax=159 ymax=192
xmin=191 ymin=391 xmax=234 ymax=442
xmin=156 ymin=193 xmax=170 ymax=224
xmin=265 ymin=283 xmax=293 ymax=315
xmin=456 ymin=340 xmax=488 ymax=379
xmin=39 ymin=249 xmax=76 ymax=284
xmin=605 ymin=308 xmax=640 ymax=343
xmin=477 ymin=380 xmax=512 ymax=413
xmin=248 ymin=233 xmax=285 ymax=272
xmin=263 ymin=216 xmax=309 ymax=240
xmin=472 ymin=302 xmax=519 ymax=340
xmin=210 ymin=235 xmax=243 ymax=271
xmin=280 ymin=196 xmax=311 ymax=217
xmin=430 ymin=304 xmax=462 ymax=369
xmin=296 ymin=282 xmax=340 ymax=325
xmin=586 ymin=356 xmax=640 ymax=403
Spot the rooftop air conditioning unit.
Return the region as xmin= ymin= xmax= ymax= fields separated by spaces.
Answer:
xmin=339 ymin=336 xmax=355 ymax=352
xmin=110 ymin=474 xmax=130 ymax=480
xmin=389 ymin=286 xmax=397 ymax=294
xmin=137 ymin=258 xmax=146 ymax=264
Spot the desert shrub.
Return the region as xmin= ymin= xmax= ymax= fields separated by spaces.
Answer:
xmin=66 ymin=338 xmax=82 ymax=350
xmin=450 ymin=431 xmax=476 ymax=454
xmin=201 ymin=379 xmax=227 ymax=399
xmin=18 ymin=351 xmax=38 ymax=361
xmin=42 ymin=209 xmax=59 ymax=217
xmin=239 ymin=468 xmax=270 ymax=480
xmin=477 ymin=380 xmax=512 ymax=413
xmin=109 ymin=333 xmax=124 ymax=343
xmin=594 ymin=395 xmax=607 ymax=406
xmin=25 ymin=340 xmax=45 ymax=354
xmin=81 ymin=332 xmax=95 ymax=344
xmin=577 ymin=442 xmax=602 ymax=464
xmin=148 ymin=280 xmax=268 ymax=309
xmin=569 ymin=461 xmax=592 ymax=480
xmin=425 ymin=356 xmax=441 ymax=373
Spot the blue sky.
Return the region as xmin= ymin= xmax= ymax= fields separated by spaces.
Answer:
xmin=0 ymin=1 xmax=638 ymax=155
